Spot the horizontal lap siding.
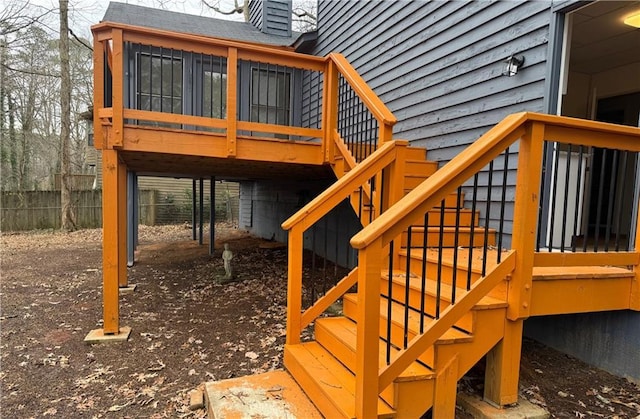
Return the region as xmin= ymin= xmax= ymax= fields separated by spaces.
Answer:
xmin=313 ymin=0 xmax=553 ymax=246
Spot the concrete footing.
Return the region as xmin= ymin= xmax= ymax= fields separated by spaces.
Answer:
xmin=457 ymin=392 xmax=550 ymax=419
xmin=119 ymin=284 xmax=137 ymax=294
xmin=203 ymin=370 xmax=322 ymax=418
xmin=84 ymin=326 xmax=132 ymax=344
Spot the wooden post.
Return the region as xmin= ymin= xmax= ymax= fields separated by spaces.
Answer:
xmin=484 ymin=319 xmax=524 ymax=406
xmin=355 ymin=238 xmax=382 ymax=419
xmin=433 ymin=355 xmax=459 ymax=418
xmin=485 ymin=121 xmax=544 ymax=406
xmin=111 ymin=29 xmax=124 ymax=148
xmin=382 ymin=141 xmax=407 ymax=268
xmin=226 ymin=48 xmax=238 ymax=158
xmin=118 ymin=162 xmax=127 ymax=286
xmin=322 ymin=60 xmax=338 ymax=163
xmin=101 ymin=148 xmax=126 ymax=334
xmin=632 ymin=198 xmax=640 ymax=310
xmin=209 ymin=176 xmax=215 ymax=255
xmin=378 ymin=120 xmax=393 ymax=145
xmin=507 ymin=121 xmax=545 ymax=320
xmin=286 ymin=226 xmax=303 ymax=345
xmin=92 ymin=37 xmax=105 ymax=150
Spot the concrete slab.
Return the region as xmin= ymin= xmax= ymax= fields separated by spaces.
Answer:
xmin=84 ymin=326 xmax=132 ymax=344
xmin=204 ymin=370 xmax=322 ymax=419
xmin=119 ymin=284 xmax=137 ymax=294
xmin=457 ymin=392 xmax=550 ymax=419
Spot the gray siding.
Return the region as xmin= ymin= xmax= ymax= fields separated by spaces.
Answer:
xmin=312 ymin=0 xmax=553 ymax=246
xmin=525 ymin=312 xmax=640 ymax=382
xmin=239 ymin=179 xmax=361 ymax=267
xmin=249 ymin=0 xmax=292 ymax=37
xmin=314 ymin=0 xmax=551 ymax=157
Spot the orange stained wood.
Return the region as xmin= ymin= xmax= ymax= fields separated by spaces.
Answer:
xmin=432 ymin=355 xmax=459 ymax=418
xmin=226 ymin=47 xmax=238 ymax=157
xmin=484 ymin=319 xmax=524 ymax=406
xmin=117 ymin=157 xmax=127 ymax=287
xmin=322 ymin=60 xmax=339 ymax=163
xmin=355 ymin=237 xmax=383 ymax=419
xmin=300 ymin=267 xmax=359 ymax=329
xmin=92 ymin=38 xmax=105 ymax=150
xmin=286 ymin=225 xmax=303 ymax=346
xmin=534 ymin=251 xmax=640 ymax=267
xmin=507 ymin=121 xmax=545 ymax=321
xmin=101 ymin=149 xmax=125 ymax=334
xmin=633 ymin=198 xmax=640 ymax=310
xmin=377 ymin=251 xmax=515 ymax=391
xmin=111 ymin=29 xmax=124 ymax=148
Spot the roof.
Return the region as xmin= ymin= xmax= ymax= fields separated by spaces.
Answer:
xmin=102 ymin=2 xmax=302 ymax=48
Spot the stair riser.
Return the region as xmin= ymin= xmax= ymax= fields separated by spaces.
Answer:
xmin=405 ymin=210 xmax=478 ymax=228
xmin=284 ymin=347 xmax=350 ymax=419
xmin=404 ymin=160 xmax=438 ymax=177
xmin=342 ymin=296 xmax=438 ymax=367
xmin=380 ymin=279 xmax=474 ymax=332
xmin=400 ymin=230 xmax=496 ymax=248
xmin=404 ymin=191 xmax=463 ymax=208
xmin=397 ymin=254 xmax=508 ymax=300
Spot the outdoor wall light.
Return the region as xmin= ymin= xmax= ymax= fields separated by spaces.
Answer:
xmin=624 ymin=11 xmax=640 ymax=28
xmin=503 ymin=55 xmax=525 ymax=77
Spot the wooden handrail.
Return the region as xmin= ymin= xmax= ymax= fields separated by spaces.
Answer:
xmin=328 ymin=53 xmax=397 ymax=126
xmin=350 ymin=112 xmax=640 ymax=250
xmin=282 ymin=140 xmax=407 ymax=232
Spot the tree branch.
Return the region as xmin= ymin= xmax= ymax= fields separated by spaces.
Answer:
xmin=201 ymin=0 xmax=244 ymax=16
xmin=1 ymin=62 xmax=59 ymax=78
xmin=69 ymin=29 xmax=92 ymax=51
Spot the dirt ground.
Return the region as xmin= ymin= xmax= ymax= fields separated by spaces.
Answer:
xmin=1 ymin=224 xmax=639 ymax=418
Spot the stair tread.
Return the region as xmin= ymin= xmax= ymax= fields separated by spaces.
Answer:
xmin=532 ymin=265 xmax=634 ymax=280
xmin=401 ymin=247 xmax=504 ymax=275
xmin=384 ymin=270 xmax=508 ymax=309
xmin=343 ymin=293 xmax=473 ymax=344
xmin=315 ymin=317 xmax=435 ymax=381
xmin=285 ymin=342 xmax=395 ymax=418
xmin=405 ymin=226 xmax=497 ymax=233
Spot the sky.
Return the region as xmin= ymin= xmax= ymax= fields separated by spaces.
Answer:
xmin=2 ymin=0 xmax=245 ymax=39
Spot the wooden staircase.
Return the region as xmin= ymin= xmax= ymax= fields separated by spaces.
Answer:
xmin=282 ymin=113 xmax=640 ymax=418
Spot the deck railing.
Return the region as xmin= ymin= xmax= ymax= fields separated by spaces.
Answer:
xmin=91 ymin=23 xmax=395 ymax=168
xmin=346 ymin=113 xmax=640 ymax=416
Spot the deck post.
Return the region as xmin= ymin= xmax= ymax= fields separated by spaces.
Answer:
xmin=192 ymin=179 xmax=197 ymax=240
xmin=199 ymin=178 xmax=204 ymax=245
xmin=111 ymin=29 xmax=123 ymax=148
xmin=484 ymin=319 xmax=524 ymax=406
xmin=210 ymin=176 xmax=215 ymax=255
xmin=322 ymin=59 xmax=338 ymax=163
xmin=632 ymin=198 xmax=640 ymax=310
xmin=485 ymin=121 xmax=545 ymax=406
xmin=226 ymin=48 xmax=238 ymax=157
xmin=101 ymin=148 xmax=127 ymax=333
xmin=286 ymin=226 xmax=304 ymax=345
xmin=355 ymin=238 xmax=382 ymax=419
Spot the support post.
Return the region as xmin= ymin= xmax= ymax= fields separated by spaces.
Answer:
xmin=226 ymin=48 xmax=237 ymax=157
xmin=214 ymin=176 xmax=216 ymax=255
xmin=484 ymin=319 xmax=524 ymax=406
xmin=286 ymin=226 xmax=303 ymax=345
xmin=192 ymin=179 xmax=197 ymax=241
xmin=111 ymin=29 xmax=123 ymax=148
xmin=355 ymin=238 xmax=382 ymax=419
xmin=92 ymin=38 xmax=105 ymax=150
xmin=322 ymin=60 xmax=338 ymax=163
xmin=485 ymin=122 xmax=544 ymax=406
xmin=133 ymin=172 xmax=139 ymax=248
xmin=199 ymin=177 xmax=204 ymax=245
xmin=100 ymin=149 xmax=126 ymax=334
xmin=433 ymin=355 xmax=459 ymax=418
xmin=127 ymin=171 xmax=135 ymax=267
xmin=117 ymin=155 xmax=127 ymax=287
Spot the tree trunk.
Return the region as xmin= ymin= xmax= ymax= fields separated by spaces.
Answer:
xmin=59 ymin=0 xmax=75 ymax=231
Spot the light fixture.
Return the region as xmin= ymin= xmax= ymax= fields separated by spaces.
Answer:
xmin=503 ymin=55 xmax=525 ymax=77
xmin=624 ymin=11 xmax=640 ymax=28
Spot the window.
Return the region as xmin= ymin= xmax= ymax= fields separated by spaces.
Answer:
xmin=250 ymin=68 xmax=291 ymax=127
xmin=137 ymin=50 xmax=183 ymax=117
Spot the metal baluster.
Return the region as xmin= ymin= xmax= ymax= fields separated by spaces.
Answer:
xmin=420 ymin=212 xmax=428 ymax=333
xmin=604 ymin=150 xmax=619 ymax=251
xmin=468 ymin=174 xmax=479 ymax=290
xmin=572 ymin=145 xmax=585 ymax=252
xmin=404 ymin=227 xmax=412 ymax=349
xmin=614 ymin=151 xmax=628 ymax=251
xmin=436 ymin=200 xmax=445 ymax=319
xmin=594 ymin=149 xmax=608 ymax=252
xmin=497 ymin=148 xmax=510 ymax=263
xmin=386 ymin=240 xmax=394 ymax=365
xmin=548 ymin=144 xmax=560 ymax=251
xmin=560 ymin=144 xmax=572 ymax=252
xmin=482 ymin=161 xmax=494 ymax=277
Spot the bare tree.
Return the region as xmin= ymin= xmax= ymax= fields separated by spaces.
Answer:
xmin=59 ymin=0 xmax=75 ymax=230
xmin=202 ymin=0 xmax=249 ymax=22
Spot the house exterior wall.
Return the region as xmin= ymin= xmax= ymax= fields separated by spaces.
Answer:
xmin=238 ymin=179 xmax=361 ymax=267
xmin=311 ymin=0 xmax=554 ymax=247
xmin=308 ymin=0 xmax=640 ymax=382
xmin=249 ymin=0 xmax=292 ymax=37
